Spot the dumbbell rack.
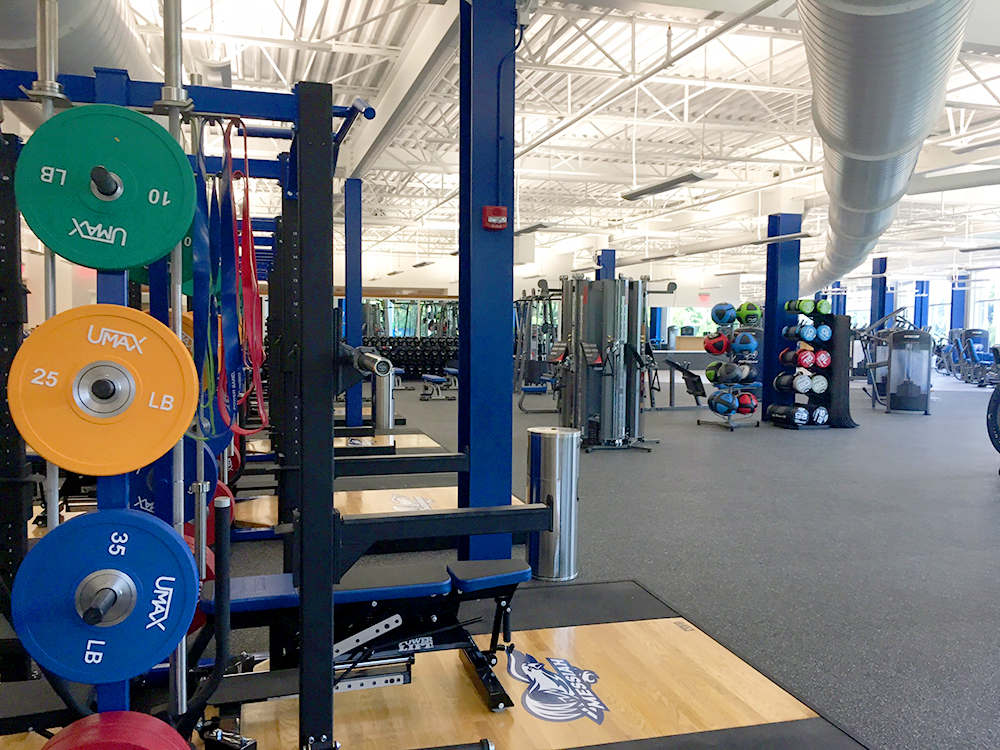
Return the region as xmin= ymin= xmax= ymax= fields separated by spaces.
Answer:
xmin=770 ymin=305 xmax=857 ymax=430
xmin=697 ymin=322 xmax=763 ymax=431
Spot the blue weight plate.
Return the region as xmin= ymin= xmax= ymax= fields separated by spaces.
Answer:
xmin=11 ymin=509 xmax=198 ymax=684
xmin=130 ymin=438 xmax=218 ymax=524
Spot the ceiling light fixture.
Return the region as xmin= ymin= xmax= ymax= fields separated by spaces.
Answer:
xmin=621 ymin=172 xmax=716 ymax=201
xmin=412 ymin=260 xmax=434 ymax=268
xmin=513 ymin=222 xmax=555 ymax=236
xmin=958 ymin=243 xmax=1000 ymax=253
xmin=387 ymin=269 xmax=404 ymax=276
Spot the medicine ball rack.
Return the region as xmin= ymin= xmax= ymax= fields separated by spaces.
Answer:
xmin=698 ymin=319 xmax=763 ymax=432
xmin=769 ymin=305 xmax=857 ymax=430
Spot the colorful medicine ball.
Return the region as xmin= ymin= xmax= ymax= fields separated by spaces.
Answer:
xmin=736 ymin=392 xmax=758 ymax=415
xmin=705 ymin=360 xmax=724 ymax=383
xmin=736 ymin=301 xmax=762 ymax=326
xmin=742 ymin=365 xmax=759 ymax=384
xmin=711 ymin=302 xmax=737 ymax=326
xmin=716 ymin=362 xmax=742 ymax=384
xmin=737 ymin=364 xmax=751 ymax=382
xmin=731 ymin=331 xmax=758 ymax=354
xmin=704 ymin=333 xmax=730 ymax=355
xmin=814 ymin=350 xmax=832 ymax=368
xmin=816 ymin=324 xmax=833 ymax=342
xmin=708 ymin=390 xmax=739 ymax=416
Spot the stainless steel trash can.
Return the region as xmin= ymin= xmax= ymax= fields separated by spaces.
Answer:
xmin=526 ymin=426 xmax=581 ymax=581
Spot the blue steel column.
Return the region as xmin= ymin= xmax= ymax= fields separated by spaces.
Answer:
xmin=761 ymin=213 xmax=801 ymax=420
xmin=951 ymin=273 xmax=968 ymax=329
xmin=914 ymin=280 xmax=929 ymax=328
xmin=871 ymin=257 xmax=887 ymax=327
xmin=94 ymin=71 xmax=132 ymax=713
xmin=345 ymin=178 xmax=363 ymax=427
xmin=458 ymin=0 xmax=516 ymax=560
xmin=596 ymin=248 xmax=615 ymax=281
xmin=831 ymin=281 xmax=846 ymax=316
xmin=649 ymin=307 xmax=662 ymax=344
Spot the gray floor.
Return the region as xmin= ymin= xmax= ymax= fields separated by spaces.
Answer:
xmin=233 ymin=374 xmax=1000 ymax=750
xmin=389 ymin=376 xmax=1000 ymax=750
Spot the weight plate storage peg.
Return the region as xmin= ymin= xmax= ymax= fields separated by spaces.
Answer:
xmin=42 ymin=711 xmax=191 ymax=750
xmin=7 ymin=304 xmax=199 ymax=476
xmin=14 ymin=104 xmax=196 ymax=270
xmin=11 ymin=509 xmax=198 ymax=685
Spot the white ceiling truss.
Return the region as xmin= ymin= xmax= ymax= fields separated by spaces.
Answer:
xmin=124 ymin=0 xmax=1000 ymax=288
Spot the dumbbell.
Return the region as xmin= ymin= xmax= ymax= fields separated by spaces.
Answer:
xmin=767 ymin=404 xmax=810 ymax=426
xmin=815 ymin=324 xmax=832 ymax=342
xmin=785 ymin=299 xmax=815 ymax=315
xmin=810 ymin=374 xmax=829 ymax=394
xmin=780 ymin=347 xmax=816 ymax=368
xmin=815 ymin=299 xmax=832 ymax=315
xmin=809 ymin=404 xmax=830 ymax=425
xmin=774 ymin=372 xmax=813 ymax=394
xmin=814 ymin=350 xmax=832 ymax=368
xmin=782 ymin=324 xmax=817 ymax=342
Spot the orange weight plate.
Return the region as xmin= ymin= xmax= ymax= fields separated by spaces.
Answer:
xmin=8 ymin=304 xmax=198 ymax=476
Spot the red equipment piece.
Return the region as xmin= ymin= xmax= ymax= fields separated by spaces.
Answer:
xmin=42 ymin=712 xmax=190 ymax=750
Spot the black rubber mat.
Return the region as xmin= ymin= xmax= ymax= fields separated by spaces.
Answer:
xmin=463 ymin=580 xmax=678 ymax=635
xmin=576 ymin=718 xmax=867 ymax=749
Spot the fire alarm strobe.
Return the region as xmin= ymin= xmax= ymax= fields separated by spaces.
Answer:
xmin=482 ymin=206 xmax=508 ymax=231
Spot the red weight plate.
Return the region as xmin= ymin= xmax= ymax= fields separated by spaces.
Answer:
xmin=43 ymin=712 xmax=190 ymax=750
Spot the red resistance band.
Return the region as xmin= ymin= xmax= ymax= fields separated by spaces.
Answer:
xmin=216 ymin=120 xmax=268 ymax=435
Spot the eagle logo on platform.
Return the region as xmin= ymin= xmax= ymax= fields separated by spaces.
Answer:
xmin=506 ymin=649 xmax=608 ymax=724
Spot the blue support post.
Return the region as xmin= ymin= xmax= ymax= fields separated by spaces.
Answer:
xmin=458 ymin=0 xmax=516 ymax=560
xmin=761 ymin=213 xmax=801 ymax=420
xmin=886 ymin=285 xmax=895 ymax=316
xmin=649 ymin=307 xmax=662 ymax=344
xmin=951 ymin=274 xmax=968 ymax=330
xmin=596 ymin=249 xmax=616 ymax=281
xmin=95 ymin=266 xmax=131 ymax=712
xmin=871 ymin=257 xmax=887 ymax=327
xmin=345 ymin=178 xmax=363 ymax=427
xmin=831 ymin=281 xmax=846 ymax=316
xmin=914 ymin=280 xmax=929 ymax=329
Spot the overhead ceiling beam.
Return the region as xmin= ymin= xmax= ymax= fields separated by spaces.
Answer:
xmin=515 ymin=0 xmax=782 ymax=159
xmin=135 ymin=24 xmax=397 ymax=57
xmin=342 ymin=0 xmax=459 ymax=178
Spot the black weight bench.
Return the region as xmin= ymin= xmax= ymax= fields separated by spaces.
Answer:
xmin=203 ymin=558 xmax=530 ymax=712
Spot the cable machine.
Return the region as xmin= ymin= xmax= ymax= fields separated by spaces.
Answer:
xmin=550 ymin=275 xmax=656 ymax=452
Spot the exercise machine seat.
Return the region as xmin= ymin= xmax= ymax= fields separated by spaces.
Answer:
xmin=447 ymin=560 xmax=531 ymax=594
xmin=422 ymin=374 xmax=447 ymax=384
xmin=444 ymin=367 xmax=459 ymax=376
xmin=335 ymin=562 xmax=452 ymax=604
xmin=521 ymin=384 xmax=547 ymax=394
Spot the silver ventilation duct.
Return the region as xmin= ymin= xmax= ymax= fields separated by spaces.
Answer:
xmin=799 ymin=0 xmax=974 ymax=295
xmin=0 ymin=0 xmax=159 ymax=130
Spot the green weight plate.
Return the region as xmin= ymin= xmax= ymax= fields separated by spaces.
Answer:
xmin=129 ymin=227 xmax=193 ymax=286
xmin=15 ymin=104 xmax=196 ymax=270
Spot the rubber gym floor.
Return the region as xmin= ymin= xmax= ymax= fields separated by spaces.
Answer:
xmin=230 ymin=373 xmax=1000 ymax=750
